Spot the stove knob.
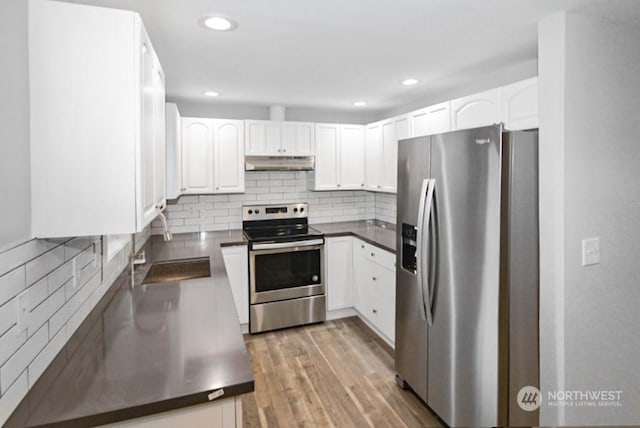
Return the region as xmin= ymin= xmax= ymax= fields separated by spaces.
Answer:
xmin=293 ymin=208 xmax=298 ymax=213
xmin=300 ymin=207 xmax=305 ymax=213
xmin=248 ymin=209 xmax=253 ymax=215
xmin=255 ymin=209 xmax=260 ymax=214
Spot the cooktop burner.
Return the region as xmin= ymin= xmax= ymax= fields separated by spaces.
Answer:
xmin=242 ymin=203 xmax=324 ymax=244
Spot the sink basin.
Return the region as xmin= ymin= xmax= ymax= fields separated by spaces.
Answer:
xmin=142 ymin=258 xmax=211 ymax=285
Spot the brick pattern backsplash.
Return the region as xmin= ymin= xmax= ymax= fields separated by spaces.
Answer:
xmin=152 ymin=171 xmax=378 ymax=234
xmin=374 ymin=193 xmax=397 ymax=224
xmin=0 ymin=229 xmax=148 ymax=425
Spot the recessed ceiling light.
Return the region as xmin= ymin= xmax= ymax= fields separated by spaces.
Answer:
xmin=401 ymin=78 xmax=419 ymax=86
xmin=353 ymin=101 xmax=367 ymax=107
xmin=203 ymin=91 xmax=220 ymax=97
xmin=199 ymin=15 xmax=238 ymax=32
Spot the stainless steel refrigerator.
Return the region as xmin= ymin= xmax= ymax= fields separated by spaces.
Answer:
xmin=395 ymin=124 xmax=539 ymax=427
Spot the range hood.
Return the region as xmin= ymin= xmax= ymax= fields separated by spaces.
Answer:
xmin=245 ymin=155 xmax=315 ymax=171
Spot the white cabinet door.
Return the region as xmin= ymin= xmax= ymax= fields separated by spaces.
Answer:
xmin=450 ymin=89 xmax=500 ymax=131
xmin=139 ymin=35 xmax=157 ymax=227
xmin=29 ymin=0 xmax=166 ymax=237
xmin=338 ymin=125 xmax=365 ymax=189
xmin=381 ymin=120 xmax=397 ymax=193
xmin=314 ymin=123 xmax=340 ymax=190
xmin=326 ymin=237 xmax=354 ymax=311
xmin=408 ymin=102 xmax=450 ymax=137
xmin=500 ymin=77 xmax=538 ymax=130
xmin=153 ymin=65 xmax=166 ymax=208
xmin=352 ymin=239 xmax=368 ymax=314
xmin=165 ymin=103 xmax=182 ymax=199
xmin=221 ymin=245 xmax=249 ymax=324
xmin=244 ymin=120 xmax=281 ymax=155
xmin=181 ymin=117 xmax=214 ymax=194
xmin=365 ymin=122 xmax=383 ymax=191
xmin=214 ymin=119 xmax=245 ymax=194
xmin=281 ymin=122 xmax=315 ymax=155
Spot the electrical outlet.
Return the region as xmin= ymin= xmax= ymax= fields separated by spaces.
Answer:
xmin=582 ymin=238 xmax=600 ymax=266
xmin=16 ymin=291 xmax=29 ymax=335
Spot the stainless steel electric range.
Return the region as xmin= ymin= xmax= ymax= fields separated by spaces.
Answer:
xmin=242 ymin=203 xmax=326 ymax=333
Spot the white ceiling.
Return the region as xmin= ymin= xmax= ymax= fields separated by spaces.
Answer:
xmin=61 ymin=0 xmax=638 ymax=115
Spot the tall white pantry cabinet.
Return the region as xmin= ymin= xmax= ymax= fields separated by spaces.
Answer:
xmin=29 ymin=0 xmax=166 ymax=237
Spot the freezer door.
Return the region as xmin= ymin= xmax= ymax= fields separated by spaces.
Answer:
xmin=427 ymin=125 xmax=502 ymax=427
xmin=395 ymin=136 xmax=430 ymax=402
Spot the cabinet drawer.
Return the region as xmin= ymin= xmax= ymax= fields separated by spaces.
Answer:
xmin=364 ymin=243 xmax=395 ymax=270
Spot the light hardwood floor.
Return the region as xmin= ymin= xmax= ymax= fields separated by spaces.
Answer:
xmin=242 ymin=317 xmax=442 ymax=427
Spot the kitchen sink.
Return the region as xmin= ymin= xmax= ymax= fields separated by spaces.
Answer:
xmin=142 ymin=258 xmax=211 ymax=284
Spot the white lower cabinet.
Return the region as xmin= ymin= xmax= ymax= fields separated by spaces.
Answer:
xmin=325 ymin=237 xmax=354 ymax=311
xmin=98 ymin=396 xmax=242 ymax=427
xmin=352 ymin=239 xmax=396 ymax=346
xmin=221 ymin=245 xmax=249 ymax=325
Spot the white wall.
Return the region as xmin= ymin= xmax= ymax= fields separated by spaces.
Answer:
xmin=539 ymin=11 xmax=640 ymax=426
xmin=0 ymin=0 xmax=31 ymax=250
xmin=168 ymin=97 xmax=377 ymax=124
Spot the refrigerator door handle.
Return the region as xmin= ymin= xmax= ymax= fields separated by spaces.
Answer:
xmin=417 ymin=178 xmax=436 ymax=325
xmin=427 ymin=181 xmax=437 ymax=321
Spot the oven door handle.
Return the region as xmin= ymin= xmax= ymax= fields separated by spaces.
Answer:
xmin=251 ymin=239 xmax=325 ymax=250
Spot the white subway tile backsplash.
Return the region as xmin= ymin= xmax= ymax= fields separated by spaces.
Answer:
xmin=47 ymin=260 xmax=73 ymax=295
xmin=0 ymin=267 xmax=25 ymax=307
xmin=0 ymin=240 xmax=52 ymax=278
xmin=28 ymin=327 xmax=65 ymax=388
xmin=25 ymin=277 xmax=48 ymax=312
xmin=0 ymin=370 xmax=27 ymax=425
xmin=25 ymin=246 xmax=65 ymax=287
xmin=0 ymin=299 xmax=17 ymax=336
xmin=153 ymin=172 xmax=403 ymax=236
xmin=28 ymin=287 xmax=65 ymax=338
xmin=0 ymin=324 xmax=47 ymax=394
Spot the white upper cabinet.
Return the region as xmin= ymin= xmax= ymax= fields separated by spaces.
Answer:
xmin=365 ymin=122 xmax=383 ymax=191
xmin=314 ymin=124 xmax=340 ymax=190
xmin=281 ymin=122 xmax=315 ymax=155
xmin=181 ymin=118 xmax=245 ymax=195
xmin=214 ymin=119 xmax=245 ymax=193
xmin=313 ymin=124 xmax=365 ymax=190
xmin=500 ymin=77 xmax=539 ymax=130
xmin=165 ymin=103 xmax=182 ymax=199
xmin=450 ymin=88 xmax=501 ymax=131
xmin=29 ymin=0 xmax=165 ymax=237
xmin=338 ymin=125 xmax=366 ymax=189
xmin=245 ymin=120 xmax=315 ymax=156
xmin=244 ymin=120 xmax=281 ymax=155
xmin=408 ymin=102 xmax=451 ymax=137
xmin=181 ymin=118 xmax=214 ymax=194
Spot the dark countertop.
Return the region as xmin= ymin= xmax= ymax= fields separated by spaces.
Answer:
xmin=313 ymin=220 xmax=396 ymax=253
xmin=7 ymin=231 xmax=254 ymax=428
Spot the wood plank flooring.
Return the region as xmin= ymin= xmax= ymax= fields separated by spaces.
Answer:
xmin=242 ymin=317 xmax=442 ymax=427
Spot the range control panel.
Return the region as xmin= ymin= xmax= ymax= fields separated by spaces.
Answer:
xmin=242 ymin=203 xmax=308 ymax=221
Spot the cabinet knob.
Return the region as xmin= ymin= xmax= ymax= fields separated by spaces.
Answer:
xmin=377 ymin=185 xmax=381 ymax=188
xmin=361 ymin=245 xmax=365 ymax=249
xmin=371 ymin=252 xmax=375 ymax=257
xmin=337 ymin=184 xmax=341 ymax=187
xmin=216 ymin=186 xmax=219 ymax=190
xmin=372 ymin=276 xmax=377 ymax=281
xmin=372 ymin=309 xmax=378 ymax=314
xmin=283 ymin=148 xmax=286 ymax=152
xmin=277 ymin=149 xmax=282 ymax=153
xmin=361 ymin=183 xmax=364 ymax=187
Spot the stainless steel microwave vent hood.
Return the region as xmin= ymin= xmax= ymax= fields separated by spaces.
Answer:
xmin=245 ymin=155 xmax=315 ymax=171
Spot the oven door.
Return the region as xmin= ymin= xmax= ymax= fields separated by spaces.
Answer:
xmin=249 ymin=239 xmax=324 ymax=304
